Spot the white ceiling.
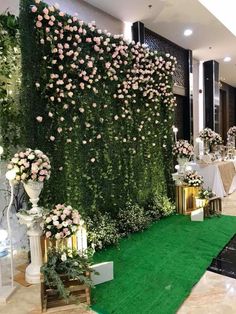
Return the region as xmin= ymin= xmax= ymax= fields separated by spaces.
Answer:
xmin=84 ymin=0 xmax=236 ymax=87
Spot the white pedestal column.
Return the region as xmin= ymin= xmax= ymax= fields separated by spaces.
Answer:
xmin=17 ymin=213 xmax=42 ymax=284
xmin=25 ymin=227 xmax=42 ymax=284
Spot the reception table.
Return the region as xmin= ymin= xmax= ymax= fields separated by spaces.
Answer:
xmin=189 ymin=160 xmax=236 ymax=198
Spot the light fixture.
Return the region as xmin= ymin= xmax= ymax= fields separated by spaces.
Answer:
xmin=184 ymin=29 xmax=193 ymax=37
xmin=6 ymin=169 xmax=16 ymax=181
xmin=223 ymin=56 xmax=231 ymax=62
xmin=0 ymin=169 xmax=17 ymax=302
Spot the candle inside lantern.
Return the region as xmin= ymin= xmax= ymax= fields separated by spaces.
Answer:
xmin=196 ymin=137 xmax=203 ymax=157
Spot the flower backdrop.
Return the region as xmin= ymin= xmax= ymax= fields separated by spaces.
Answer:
xmin=18 ymin=0 xmax=177 ymax=219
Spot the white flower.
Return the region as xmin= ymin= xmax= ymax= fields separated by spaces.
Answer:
xmin=46 ymin=217 xmax=52 ymax=223
xmin=36 ymin=116 xmax=43 ymax=122
xmin=55 ymin=233 xmax=61 ymax=239
xmin=61 ymin=253 xmax=67 ymax=261
xmin=62 ymin=221 xmax=68 ymax=227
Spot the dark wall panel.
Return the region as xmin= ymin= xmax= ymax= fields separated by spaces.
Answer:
xmin=144 ymin=28 xmax=189 ymax=89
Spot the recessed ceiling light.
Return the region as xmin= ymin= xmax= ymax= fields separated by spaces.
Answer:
xmin=223 ymin=56 xmax=231 ymax=62
xmin=184 ymin=29 xmax=193 ymax=36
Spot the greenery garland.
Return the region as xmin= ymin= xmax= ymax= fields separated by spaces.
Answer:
xmin=0 ymin=12 xmax=22 ymax=158
xmin=18 ymin=0 xmax=176 ymax=220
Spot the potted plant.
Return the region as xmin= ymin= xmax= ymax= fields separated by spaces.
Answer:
xmin=7 ymin=148 xmax=51 ymax=214
xmin=182 ymin=170 xmax=204 ymax=188
xmin=195 ymin=188 xmax=214 ymax=208
xmin=199 ymin=128 xmax=222 ymax=154
xmin=172 ymin=140 xmax=194 ymax=173
xmin=41 ymin=247 xmax=94 ymax=310
xmin=42 ymin=204 xmax=82 ymax=261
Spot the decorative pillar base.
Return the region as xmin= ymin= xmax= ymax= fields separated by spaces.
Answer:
xmin=17 ymin=213 xmax=42 ymax=284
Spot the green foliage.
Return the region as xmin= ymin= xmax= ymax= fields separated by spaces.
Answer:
xmin=197 ymin=188 xmax=214 ymax=199
xmin=144 ymin=193 xmax=175 ymax=220
xmin=117 ymin=202 xmax=151 ymax=236
xmin=41 ymin=248 xmax=94 ymax=300
xmin=0 ymin=12 xmax=23 ymax=158
xmin=86 ymin=212 xmax=120 ymax=250
xmin=156 ymin=194 xmax=176 ymax=217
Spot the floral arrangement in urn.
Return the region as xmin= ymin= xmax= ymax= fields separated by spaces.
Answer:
xmin=7 ymin=148 xmax=51 ymax=183
xmin=183 ymin=171 xmax=204 ymax=187
xmin=172 ymin=140 xmax=194 ymax=159
xmin=227 ymin=126 xmax=236 ymax=138
xmin=43 ymin=204 xmax=81 ymax=239
xmin=199 ymin=128 xmax=222 ymax=145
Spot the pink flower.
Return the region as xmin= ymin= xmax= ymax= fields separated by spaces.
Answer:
xmin=79 ymin=82 xmax=85 ymax=89
xmin=31 ymin=6 xmax=37 ymax=12
xmin=105 ymin=62 xmax=111 ymax=69
xmin=36 ymin=116 xmax=43 ymax=122
xmin=36 ymin=21 xmax=42 ymax=28
xmin=43 ymin=7 xmax=49 ymax=15
xmin=94 ymin=45 xmax=100 ymax=52
xmin=39 ymin=176 xmax=45 ymax=182
xmin=87 ymin=61 xmax=93 ymax=68
xmin=46 ymin=231 xmax=51 ymax=238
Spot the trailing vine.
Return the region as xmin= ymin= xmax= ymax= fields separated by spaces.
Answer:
xmin=0 ymin=12 xmax=23 ymax=158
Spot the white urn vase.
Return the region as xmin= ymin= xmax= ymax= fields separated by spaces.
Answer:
xmin=177 ymin=157 xmax=189 ymax=174
xmin=23 ymin=181 xmax=44 ymax=215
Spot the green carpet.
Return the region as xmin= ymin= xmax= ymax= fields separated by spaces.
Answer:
xmin=91 ymin=215 xmax=236 ymax=314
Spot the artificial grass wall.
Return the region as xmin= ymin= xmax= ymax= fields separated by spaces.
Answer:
xmin=92 ymin=215 xmax=236 ymax=314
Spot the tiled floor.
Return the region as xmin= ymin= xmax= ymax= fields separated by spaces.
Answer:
xmin=177 ymin=192 xmax=236 ymax=314
xmin=1 ymin=193 xmax=236 ymax=314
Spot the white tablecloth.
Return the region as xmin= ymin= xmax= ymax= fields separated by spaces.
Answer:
xmin=189 ymin=161 xmax=236 ymax=198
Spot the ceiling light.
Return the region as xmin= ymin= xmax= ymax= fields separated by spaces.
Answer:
xmin=223 ymin=56 xmax=231 ymax=62
xmin=184 ymin=29 xmax=193 ymax=37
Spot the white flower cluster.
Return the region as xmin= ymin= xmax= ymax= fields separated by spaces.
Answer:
xmin=183 ymin=171 xmax=204 ymax=187
xmin=199 ymin=128 xmax=222 ymax=145
xmin=42 ymin=204 xmax=80 ymax=239
xmin=227 ymin=126 xmax=236 ymax=138
xmin=8 ymin=148 xmax=51 ymax=182
xmin=172 ymin=140 xmax=194 ymax=158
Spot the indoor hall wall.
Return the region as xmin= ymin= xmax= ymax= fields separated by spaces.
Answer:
xmin=0 ymin=0 xmax=124 ymax=35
